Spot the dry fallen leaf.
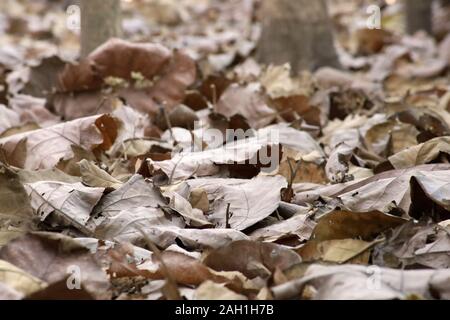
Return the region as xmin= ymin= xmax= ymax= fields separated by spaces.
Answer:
xmin=56 ymin=39 xmax=196 ymax=119
xmin=0 ymin=114 xmax=117 ymax=170
xmin=0 ymin=233 xmax=111 ymax=299
xmin=1 ymin=0 xmax=450 ymax=301
xmin=0 ymin=259 xmax=46 ymax=296
xmin=0 ymin=165 xmax=33 ymax=230
xmin=311 ymin=210 xmax=406 ymax=242
xmin=79 ymin=159 xmax=123 ymax=189
xmin=195 ymin=281 xmax=247 ymax=300
xmin=203 ymin=240 xmax=301 ymax=279
xmin=298 ymin=238 xmax=374 ymax=264
xmin=149 ymin=125 xmax=323 ymax=183
xmin=186 ymin=175 xmax=287 ymax=230
xmin=216 ymin=83 xmax=276 ymax=129
xmin=249 ymin=210 xmax=314 ymax=243
xmin=25 ymin=180 xmax=104 ymax=233
xmin=295 ymin=164 xmax=450 ymax=218
xmin=272 ymin=264 xmax=450 ymax=300
xmin=373 ymin=220 xmax=450 ymax=269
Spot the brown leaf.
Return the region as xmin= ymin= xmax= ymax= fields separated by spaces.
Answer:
xmin=204 ymin=240 xmax=301 ymax=279
xmin=216 ymin=83 xmax=275 ymax=129
xmin=189 ymin=188 xmax=210 ymax=213
xmin=354 ymin=28 xmax=393 ymax=55
xmin=59 ymin=40 xmax=171 ymax=92
xmin=271 ymin=95 xmax=321 ymax=126
xmin=0 ymin=114 xmax=117 ymax=170
xmin=20 ymin=56 xmax=66 ymax=99
xmin=311 ymin=210 xmax=406 ymax=242
xmin=388 ymin=136 xmax=450 ymax=169
xmin=0 ymin=165 xmax=33 ymax=230
xmin=0 ymin=233 xmax=111 ymax=299
xmin=298 ymin=239 xmax=374 ymax=264
xmin=56 ymin=39 xmax=196 ymax=120
xmin=26 ymin=279 xmax=95 ymax=300
xmin=138 ymin=251 xmax=219 ymax=286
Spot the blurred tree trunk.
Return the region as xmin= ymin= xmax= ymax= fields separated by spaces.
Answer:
xmin=81 ymin=0 xmax=122 ymax=57
xmin=405 ymin=0 xmax=432 ymax=34
xmin=256 ymin=0 xmax=340 ymax=73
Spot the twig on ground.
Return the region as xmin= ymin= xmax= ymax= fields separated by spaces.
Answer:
xmin=225 ymin=203 xmax=232 ymax=229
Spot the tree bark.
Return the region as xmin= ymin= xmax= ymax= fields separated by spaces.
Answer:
xmin=405 ymin=0 xmax=432 ymax=35
xmin=81 ymin=0 xmax=122 ymax=57
xmin=256 ymin=0 xmax=340 ymax=73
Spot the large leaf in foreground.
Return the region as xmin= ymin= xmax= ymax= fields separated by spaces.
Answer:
xmin=0 ymin=233 xmax=110 ymax=299
xmin=272 ymin=264 xmax=450 ymax=300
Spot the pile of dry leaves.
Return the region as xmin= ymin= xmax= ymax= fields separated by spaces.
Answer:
xmin=0 ymin=0 xmax=450 ymax=300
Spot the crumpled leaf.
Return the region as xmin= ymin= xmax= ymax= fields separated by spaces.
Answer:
xmin=249 ymin=211 xmax=315 ymax=243
xmin=295 ymin=164 xmax=450 ymax=217
xmin=388 ymin=136 xmax=450 ymax=169
xmin=8 ymin=95 xmax=60 ymax=129
xmin=272 ymin=264 xmax=450 ymax=300
xmin=56 ymin=39 xmax=196 ymax=119
xmin=91 ymin=175 xmax=167 ymax=220
xmin=107 ymin=103 xmax=150 ymax=156
xmin=189 ymin=188 xmax=209 ymax=213
xmin=24 ymin=180 xmax=104 ymax=233
xmin=95 ymin=206 xmax=248 ymax=250
xmin=110 ymin=245 xmax=219 ymax=287
xmin=166 ymin=190 xmax=212 ymax=227
xmin=354 ymin=28 xmax=393 ymax=55
xmin=216 ymin=83 xmax=276 ymax=129
xmin=0 ymin=233 xmax=111 ymax=299
xmin=186 ymin=175 xmax=287 ymax=230
xmin=373 ymin=220 xmax=450 ymax=269
xmin=149 ymin=125 xmax=323 ymax=183
xmin=0 ymin=114 xmax=117 ymax=170
xmin=26 ymin=279 xmax=95 ymax=300
xmin=272 ymin=148 xmax=327 ymax=184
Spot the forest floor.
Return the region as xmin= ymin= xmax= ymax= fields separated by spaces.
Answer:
xmin=0 ymin=0 xmax=450 ymax=300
